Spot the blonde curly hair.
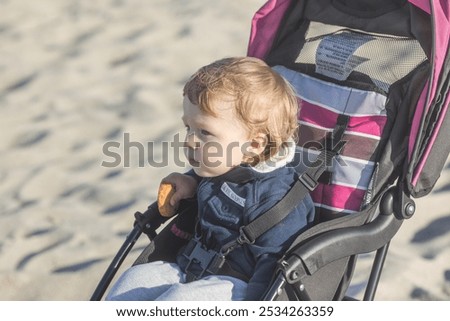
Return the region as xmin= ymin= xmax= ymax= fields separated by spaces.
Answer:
xmin=183 ymin=56 xmax=299 ymax=165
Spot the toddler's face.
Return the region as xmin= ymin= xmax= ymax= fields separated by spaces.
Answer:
xmin=182 ymin=97 xmax=252 ymax=177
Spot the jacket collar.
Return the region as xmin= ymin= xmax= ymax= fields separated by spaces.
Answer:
xmin=210 ymin=140 xmax=296 ymax=184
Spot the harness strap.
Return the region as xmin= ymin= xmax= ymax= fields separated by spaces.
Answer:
xmin=217 ymin=261 xmax=251 ymax=282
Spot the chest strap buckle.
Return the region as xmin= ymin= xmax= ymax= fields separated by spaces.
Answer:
xmin=181 ymin=237 xmax=225 ymax=282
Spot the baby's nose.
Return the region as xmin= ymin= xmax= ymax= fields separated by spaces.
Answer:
xmin=184 ymin=132 xmax=200 ymax=149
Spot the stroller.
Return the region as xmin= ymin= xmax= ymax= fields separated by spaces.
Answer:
xmin=91 ymin=0 xmax=450 ymax=301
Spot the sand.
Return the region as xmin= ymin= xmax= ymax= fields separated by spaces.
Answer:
xmin=0 ymin=0 xmax=449 ymax=301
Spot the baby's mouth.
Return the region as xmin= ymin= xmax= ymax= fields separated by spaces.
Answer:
xmin=187 ymin=158 xmax=200 ymax=167
xmin=185 ymin=149 xmax=200 ymax=167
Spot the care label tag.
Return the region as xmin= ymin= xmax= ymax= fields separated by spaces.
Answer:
xmin=315 ymin=32 xmax=373 ymax=81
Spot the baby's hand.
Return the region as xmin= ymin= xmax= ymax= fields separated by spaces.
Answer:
xmin=157 ymin=173 xmax=198 ymax=217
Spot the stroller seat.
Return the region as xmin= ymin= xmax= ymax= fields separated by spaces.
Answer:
xmin=91 ymin=0 xmax=450 ymax=301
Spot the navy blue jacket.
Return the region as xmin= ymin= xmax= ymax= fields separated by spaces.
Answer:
xmin=177 ymin=164 xmax=315 ymax=300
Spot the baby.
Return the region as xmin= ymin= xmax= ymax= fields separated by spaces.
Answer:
xmin=106 ymin=57 xmax=315 ymax=301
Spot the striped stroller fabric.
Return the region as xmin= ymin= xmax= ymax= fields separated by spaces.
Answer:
xmin=274 ymin=66 xmax=387 ymax=216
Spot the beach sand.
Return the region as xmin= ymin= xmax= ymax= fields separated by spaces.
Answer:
xmin=0 ymin=0 xmax=449 ymax=301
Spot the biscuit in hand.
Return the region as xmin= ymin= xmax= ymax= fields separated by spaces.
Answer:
xmin=157 ymin=183 xmax=176 ymax=217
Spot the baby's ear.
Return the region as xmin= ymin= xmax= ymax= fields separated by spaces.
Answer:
xmin=248 ymin=133 xmax=268 ymax=156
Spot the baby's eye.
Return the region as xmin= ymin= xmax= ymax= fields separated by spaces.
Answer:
xmin=200 ymin=129 xmax=212 ymax=136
